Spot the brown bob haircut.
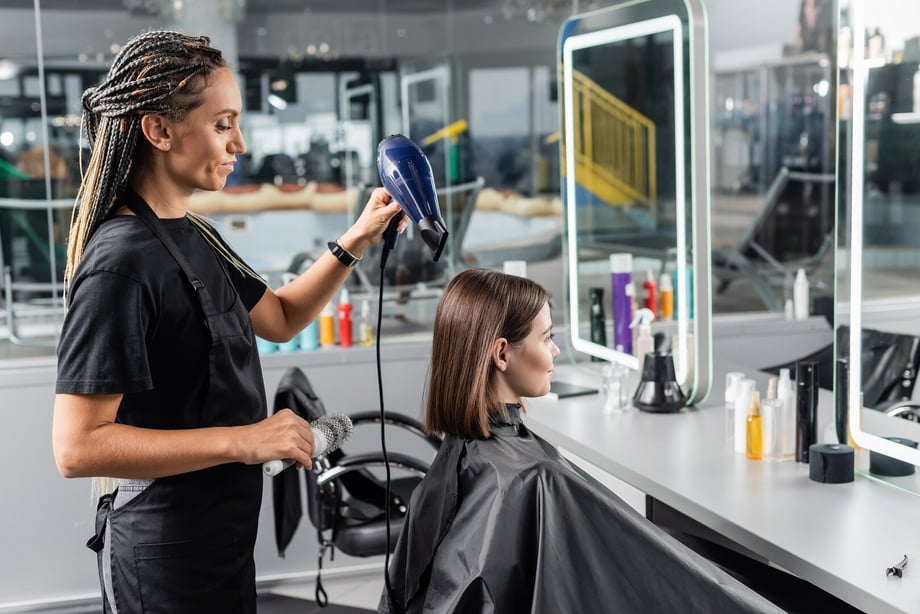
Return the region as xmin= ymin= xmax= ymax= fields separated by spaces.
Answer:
xmin=424 ymin=268 xmax=550 ymax=438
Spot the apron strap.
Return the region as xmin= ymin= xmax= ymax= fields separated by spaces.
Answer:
xmin=86 ymin=493 xmax=113 ymax=553
xmin=124 ymin=192 xmax=218 ymax=319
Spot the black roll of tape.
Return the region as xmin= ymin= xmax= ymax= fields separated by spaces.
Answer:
xmin=869 ymin=437 xmax=918 ymax=477
xmin=809 ymin=443 xmax=855 ymax=484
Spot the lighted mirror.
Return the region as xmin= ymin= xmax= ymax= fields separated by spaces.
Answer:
xmin=840 ymin=0 xmax=920 ymax=470
xmin=559 ymin=0 xmax=711 ymax=403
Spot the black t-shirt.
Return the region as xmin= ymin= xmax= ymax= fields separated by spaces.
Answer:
xmin=56 ymin=212 xmax=267 ymax=430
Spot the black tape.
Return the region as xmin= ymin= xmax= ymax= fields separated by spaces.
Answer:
xmin=808 ymin=443 xmax=855 ymax=484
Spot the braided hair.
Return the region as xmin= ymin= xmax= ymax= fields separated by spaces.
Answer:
xmin=68 ymin=30 xmax=261 ymax=285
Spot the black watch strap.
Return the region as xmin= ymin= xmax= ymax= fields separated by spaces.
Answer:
xmin=327 ymin=240 xmax=360 ymax=268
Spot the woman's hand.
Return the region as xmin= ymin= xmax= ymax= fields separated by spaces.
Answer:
xmin=336 ymin=187 xmax=408 ymax=258
xmin=236 ymin=408 xmax=316 ymax=471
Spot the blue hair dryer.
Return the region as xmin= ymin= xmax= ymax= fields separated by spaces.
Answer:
xmin=377 ymin=134 xmax=448 ymax=262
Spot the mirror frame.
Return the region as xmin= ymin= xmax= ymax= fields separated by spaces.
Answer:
xmin=843 ymin=0 xmax=920 ymax=466
xmin=559 ymin=0 xmax=711 ymax=404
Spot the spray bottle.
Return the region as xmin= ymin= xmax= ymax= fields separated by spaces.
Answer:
xmin=630 ymin=308 xmax=655 ymax=371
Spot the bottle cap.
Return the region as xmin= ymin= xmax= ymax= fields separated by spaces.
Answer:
xmin=339 ymin=287 xmax=350 ymax=305
xmin=609 ymin=253 xmax=633 ymax=273
xmin=767 ymin=376 xmax=779 ymax=401
xmin=725 ymin=371 xmax=745 ymax=402
xmin=659 ymin=272 xmax=672 ymax=291
xmin=748 ymin=390 xmax=761 ymax=416
xmin=630 ymin=308 xmax=655 ymax=337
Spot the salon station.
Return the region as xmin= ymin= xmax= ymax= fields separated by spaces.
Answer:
xmin=2 ymin=0 xmax=920 ymax=612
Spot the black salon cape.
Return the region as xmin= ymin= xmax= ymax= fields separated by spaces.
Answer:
xmin=380 ymin=405 xmax=783 ymax=614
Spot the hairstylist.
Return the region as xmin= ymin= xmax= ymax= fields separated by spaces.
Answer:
xmin=51 ymin=30 xmax=403 ymax=613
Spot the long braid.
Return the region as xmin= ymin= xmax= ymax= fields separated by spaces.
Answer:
xmin=67 ymin=30 xmax=230 ymax=286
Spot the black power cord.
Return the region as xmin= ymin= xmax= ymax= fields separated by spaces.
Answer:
xmin=377 ymin=234 xmax=403 ymax=614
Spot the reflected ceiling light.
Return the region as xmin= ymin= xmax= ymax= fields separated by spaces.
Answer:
xmin=0 ymin=60 xmax=17 ymax=80
xmin=0 ymin=132 xmax=14 ymax=147
xmin=267 ymin=94 xmax=288 ymax=110
xmin=501 ymin=0 xmax=599 ymax=22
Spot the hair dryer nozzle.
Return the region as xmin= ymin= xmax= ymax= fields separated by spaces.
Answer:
xmin=377 ymin=134 xmax=449 ymax=261
xmin=418 ymin=216 xmax=448 ymax=262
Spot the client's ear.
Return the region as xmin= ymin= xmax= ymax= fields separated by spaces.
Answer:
xmin=491 ymin=338 xmax=510 ymax=372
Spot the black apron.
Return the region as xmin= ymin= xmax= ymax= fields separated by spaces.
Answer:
xmin=86 ymin=194 xmax=268 ymax=613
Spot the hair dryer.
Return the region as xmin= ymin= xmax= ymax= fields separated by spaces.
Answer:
xmin=376 ymin=134 xmax=449 ymax=261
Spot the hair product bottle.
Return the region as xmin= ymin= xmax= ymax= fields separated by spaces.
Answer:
xmin=724 ymin=372 xmax=745 ymax=450
xmin=642 ymin=271 xmax=657 ymax=313
xmin=746 ymin=390 xmax=763 ymax=460
xmin=610 ymin=254 xmax=633 ymax=354
xmin=359 ymin=299 xmax=375 ymax=346
xmin=735 ymin=378 xmax=755 ymax=454
xmin=658 ymin=272 xmax=673 ymax=320
xmin=796 ymin=361 xmax=819 ymax=462
xmin=338 ymin=288 xmax=353 ymax=348
xmin=761 ymin=376 xmax=783 ymax=461
xmin=319 ymin=301 xmax=336 ymax=348
xmin=589 ymin=287 xmax=607 ymax=361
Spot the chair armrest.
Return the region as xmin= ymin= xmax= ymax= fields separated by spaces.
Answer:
xmin=315 ymin=451 xmax=430 ymax=487
xmin=348 ymin=411 xmax=442 ymax=449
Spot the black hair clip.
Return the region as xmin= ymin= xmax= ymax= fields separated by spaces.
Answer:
xmin=886 ymin=554 xmax=908 ymax=578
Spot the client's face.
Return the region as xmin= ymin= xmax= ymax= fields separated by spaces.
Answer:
xmin=503 ymin=303 xmax=560 ymax=399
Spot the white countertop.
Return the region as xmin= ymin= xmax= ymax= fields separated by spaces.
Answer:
xmin=524 ymin=360 xmax=920 ymax=614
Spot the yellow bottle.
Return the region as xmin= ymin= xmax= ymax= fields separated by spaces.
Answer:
xmin=319 ymin=301 xmax=335 ymax=347
xmin=746 ymin=390 xmax=762 ymax=460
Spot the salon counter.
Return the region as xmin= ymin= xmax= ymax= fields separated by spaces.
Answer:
xmin=524 ymin=360 xmax=920 ymax=614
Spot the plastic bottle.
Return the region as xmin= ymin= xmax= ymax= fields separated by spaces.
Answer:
xmin=602 ymin=362 xmax=630 ymax=413
xmin=589 ymin=287 xmax=607 ymax=361
xmin=319 ymin=301 xmax=335 ymax=348
xmin=658 ymin=272 xmax=673 ymax=320
xmin=610 ymin=254 xmax=633 ymax=354
xmin=338 ymin=288 xmax=353 ymax=348
xmin=359 ymin=299 xmax=375 ymax=346
xmin=761 ymin=377 xmax=783 ymax=461
xmin=300 ymin=319 xmax=320 ymax=351
xmin=724 ymin=372 xmax=745 ymax=450
xmin=793 ymin=269 xmax=809 ymax=320
xmin=735 ymin=378 xmax=755 ymax=454
xmin=746 ymin=390 xmax=763 ymax=461
xmin=630 ymin=308 xmax=655 ymax=371
xmin=778 ymin=368 xmax=796 ymax=461
xmin=642 ymin=271 xmax=657 ymax=313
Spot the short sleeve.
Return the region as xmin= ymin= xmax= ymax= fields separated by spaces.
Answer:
xmin=56 ymin=270 xmax=153 ymax=394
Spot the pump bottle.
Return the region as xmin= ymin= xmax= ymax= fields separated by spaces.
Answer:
xmin=761 ymin=377 xmax=783 ymax=461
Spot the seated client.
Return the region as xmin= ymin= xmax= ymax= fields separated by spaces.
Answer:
xmin=380 ymin=268 xmax=782 ymax=613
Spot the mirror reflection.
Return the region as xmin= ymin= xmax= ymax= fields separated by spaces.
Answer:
xmin=839 ymin=0 xmax=920 ymax=485
xmin=559 ymin=0 xmax=711 ymax=403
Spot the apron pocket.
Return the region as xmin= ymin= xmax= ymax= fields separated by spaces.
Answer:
xmin=133 ymin=529 xmax=245 ymax=614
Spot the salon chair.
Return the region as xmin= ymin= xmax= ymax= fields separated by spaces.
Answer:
xmin=270 ymin=367 xmax=441 ymax=604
